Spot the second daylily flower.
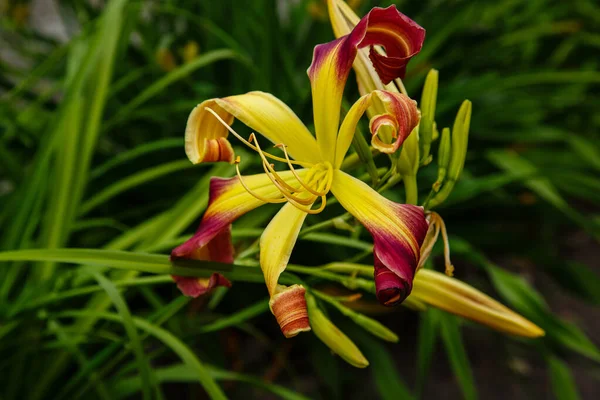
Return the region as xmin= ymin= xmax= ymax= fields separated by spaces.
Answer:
xmin=171 ymin=6 xmax=428 ymax=337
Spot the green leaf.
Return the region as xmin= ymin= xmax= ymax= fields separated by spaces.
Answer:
xmin=438 ymin=311 xmax=478 ymax=400
xmin=198 ymin=299 xmax=270 ymax=334
xmin=415 ymin=309 xmax=439 ymax=399
xmin=56 ymin=310 xmax=227 ymax=400
xmin=91 ymin=271 xmax=154 ymax=400
xmin=547 ymin=355 xmax=581 ymax=400
xmin=351 ymin=328 xmax=413 ymax=400
xmin=112 ymin=364 xmax=309 ymax=400
xmin=79 ymin=159 xmax=192 ymax=215
xmin=487 ymin=149 xmax=600 ymax=238
xmin=104 ymin=49 xmax=241 ymax=130
xmin=451 ymin=237 xmax=600 ymax=363
xmin=47 ymin=319 xmax=112 ymax=400
xmin=90 ymin=138 xmax=182 ymax=179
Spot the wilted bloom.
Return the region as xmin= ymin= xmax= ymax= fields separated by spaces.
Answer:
xmin=172 ymin=5 xmax=428 ymax=337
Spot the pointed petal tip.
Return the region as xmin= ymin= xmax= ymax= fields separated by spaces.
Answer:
xmin=270 ymin=285 xmax=311 ymax=338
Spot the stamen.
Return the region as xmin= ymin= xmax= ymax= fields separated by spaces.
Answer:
xmin=205 ymin=107 xmax=313 ymax=168
xmin=251 ymin=135 xmax=304 ymax=194
xmin=277 ymin=144 xmax=328 ymax=197
xmin=235 ymin=158 xmax=287 ymax=204
xmin=286 ymin=195 xmax=328 ymax=215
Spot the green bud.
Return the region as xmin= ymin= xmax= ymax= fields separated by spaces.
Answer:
xmin=432 ymin=127 xmax=451 ymax=192
xmin=396 ymin=126 xmax=420 ymax=176
xmin=306 ymin=294 xmax=369 ymax=368
xmin=428 ymin=100 xmax=472 ymax=208
xmin=447 ymin=100 xmax=472 ymax=182
xmin=419 ymin=69 xmax=439 ymax=164
xmin=313 ymin=291 xmax=398 ymax=343
xmin=431 ymin=121 xmax=439 ymax=141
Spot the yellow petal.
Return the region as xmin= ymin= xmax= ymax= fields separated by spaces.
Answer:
xmin=411 ymin=269 xmax=545 ymax=338
xmin=260 ymin=202 xmax=310 ymax=296
xmin=185 ymin=92 xmax=320 ymax=165
xmin=216 ymin=92 xmax=320 ymax=163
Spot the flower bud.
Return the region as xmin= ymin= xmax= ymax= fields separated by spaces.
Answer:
xmin=306 ymin=294 xmax=369 ymax=368
xmin=419 ymin=69 xmax=439 ymax=164
xmin=433 ymin=127 xmax=451 ymax=192
xmin=269 ymin=284 xmax=311 ymax=338
xmin=412 ymin=269 xmax=544 ymax=338
xmin=428 ymin=100 xmax=472 ymax=208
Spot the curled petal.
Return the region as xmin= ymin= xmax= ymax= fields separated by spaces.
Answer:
xmin=171 ymin=225 xmax=233 ymax=297
xmin=412 ymin=269 xmax=545 ymax=338
xmin=334 ymin=90 xmax=419 ymax=166
xmin=369 ymin=91 xmax=419 ymax=154
xmin=330 ymin=170 xmax=428 ymax=306
xmin=185 ymin=92 xmax=320 ymax=165
xmin=309 ymin=5 xmax=424 ymax=163
xmin=186 ymin=99 xmax=236 ymax=164
xmin=269 ymin=284 xmax=311 ymax=338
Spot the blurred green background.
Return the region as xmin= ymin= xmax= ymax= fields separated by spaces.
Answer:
xmin=1 ymin=0 xmax=599 ymax=399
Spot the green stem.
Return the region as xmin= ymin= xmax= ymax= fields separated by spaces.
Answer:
xmin=403 ymin=175 xmax=418 ymax=205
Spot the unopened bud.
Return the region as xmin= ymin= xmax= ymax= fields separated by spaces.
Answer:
xmin=412 ymin=269 xmax=544 ymax=338
xmin=306 ymin=294 xmax=369 ymax=368
xmin=432 ymin=127 xmax=451 ymax=192
xmin=419 ymin=69 xmax=439 ymax=164
xmin=428 ymin=100 xmax=472 ymax=208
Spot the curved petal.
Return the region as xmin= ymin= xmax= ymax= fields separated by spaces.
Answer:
xmin=334 ymin=90 xmax=420 ymax=167
xmin=330 ymin=170 xmax=428 ymax=306
xmin=309 ymin=5 xmax=425 ymax=163
xmin=260 ymin=202 xmax=310 ymax=296
xmin=171 ymin=170 xmax=306 ymax=261
xmin=185 ymin=92 xmax=320 ymax=165
xmin=185 ymin=99 xmax=236 ymax=164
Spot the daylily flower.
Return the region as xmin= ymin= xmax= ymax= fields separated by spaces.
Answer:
xmin=171 ymin=5 xmax=428 ymax=337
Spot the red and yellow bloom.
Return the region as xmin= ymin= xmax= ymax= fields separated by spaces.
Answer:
xmin=171 ymin=5 xmax=427 ymax=337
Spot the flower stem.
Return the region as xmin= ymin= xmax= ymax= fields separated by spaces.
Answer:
xmin=403 ymin=175 xmax=418 ymax=205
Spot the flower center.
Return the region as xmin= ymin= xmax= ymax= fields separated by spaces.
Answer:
xmin=206 ymin=107 xmax=333 ymax=214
